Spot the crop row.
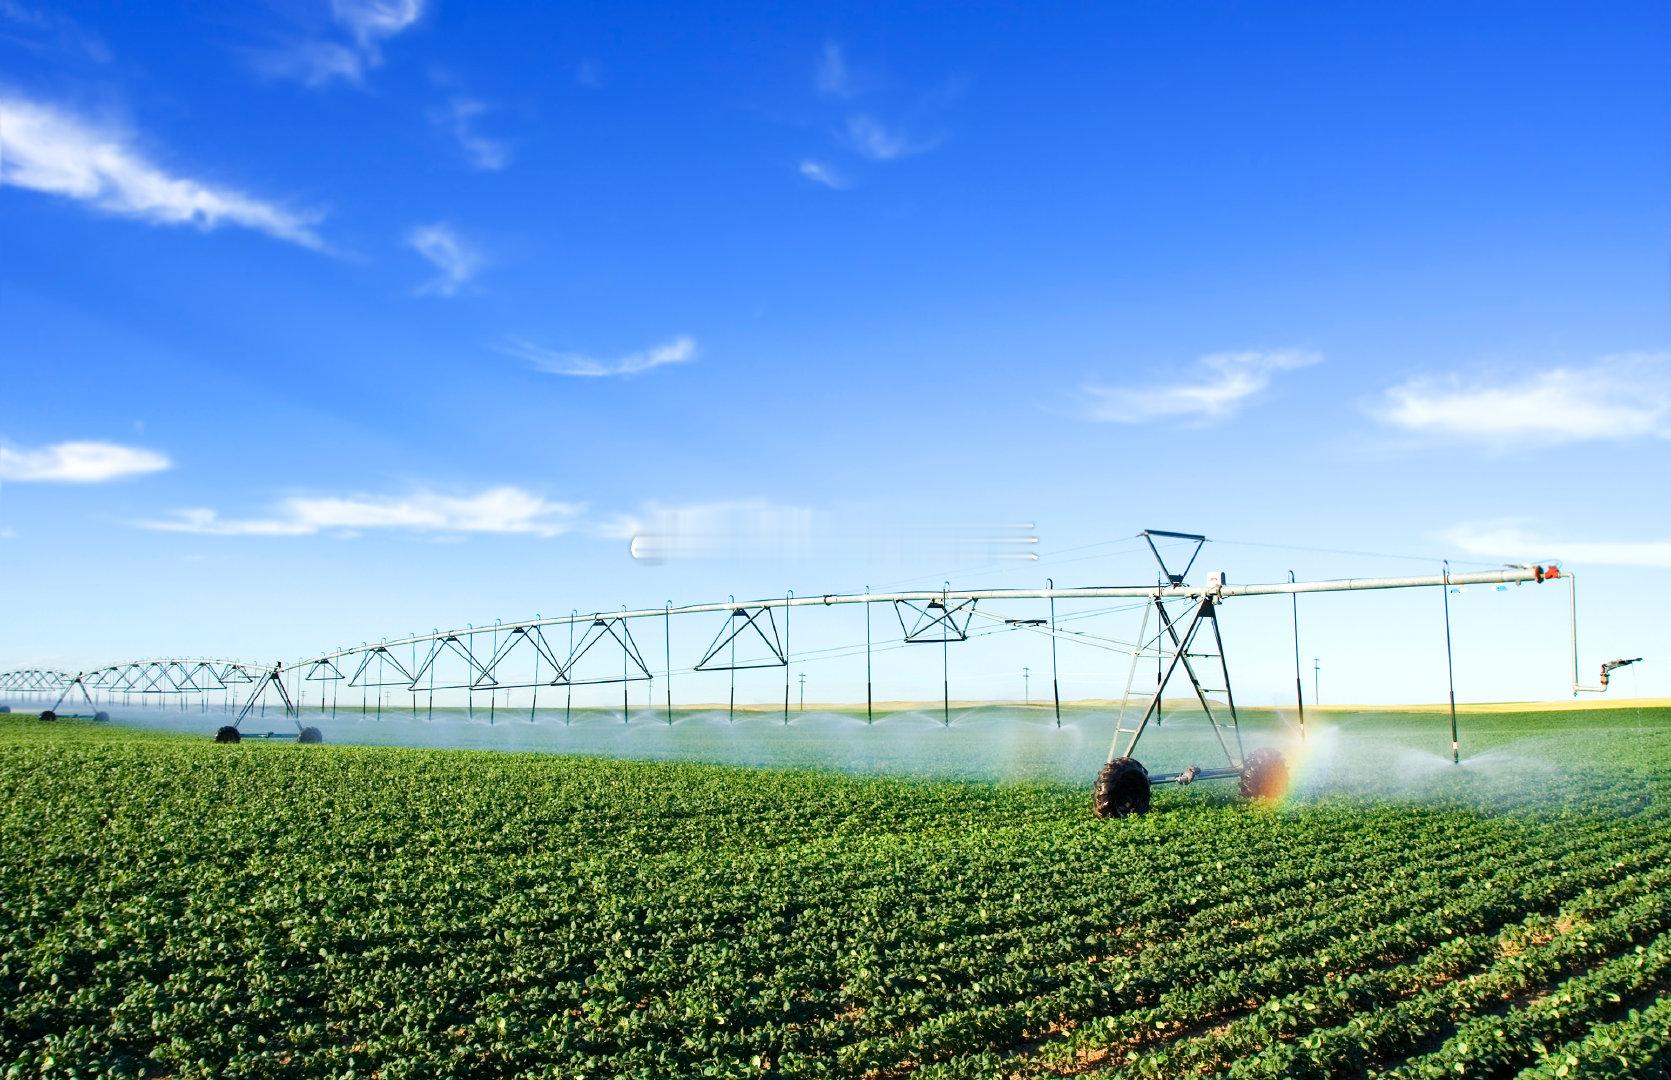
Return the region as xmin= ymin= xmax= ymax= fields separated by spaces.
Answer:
xmin=1384 ymin=931 xmax=1671 ymax=1078
xmin=985 ymin=820 xmax=1660 ymax=1077
xmin=4 ymin=716 xmax=1670 ymax=1077
xmin=1511 ymin=994 xmax=1671 ymax=1078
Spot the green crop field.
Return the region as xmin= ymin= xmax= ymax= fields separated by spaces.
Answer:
xmin=3 ymin=707 xmax=1670 ymax=1078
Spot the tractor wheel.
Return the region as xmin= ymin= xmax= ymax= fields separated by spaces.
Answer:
xmin=1239 ymin=747 xmax=1289 ymax=801
xmin=40 ymin=709 xmax=57 ymax=722
xmin=214 ymin=725 xmax=241 ymax=744
xmin=94 ymin=711 xmax=110 ymax=722
xmin=1093 ymin=757 xmax=1151 ymax=818
xmin=298 ymin=726 xmax=323 ymax=744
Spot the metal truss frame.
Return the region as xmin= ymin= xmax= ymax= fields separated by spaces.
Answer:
xmin=695 ymin=606 xmax=786 ymax=671
xmin=234 ymin=665 xmax=299 ymax=729
xmin=893 ymin=597 xmax=977 ymax=643
xmin=470 ymin=624 xmax=568 ymax=690
xmin=410 ymin=635 xmax=498 ymax=691
xmin=303 ymin=659 xmax=344 ymax=682
xmin=564 ymin=616 xmax=652 ymax=687
xmin=346 ymin=646 xmax=418 ymax=688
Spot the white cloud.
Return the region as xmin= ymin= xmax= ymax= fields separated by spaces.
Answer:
xmin=798 ymin=159 xmax=846 ymax=188
xmin=1084 ymin=350 xmax=1321 ymax=424
xmin=137 ymin=486 xmax=585 ymax=539
xmin=407 ymin=223 xmax=484 ymax=296
xmin=816 ymin=42 xmax=854 ymax=98
xmin=333 ymin=0 xmax=423 ymax=50
xmin=1445 ymin=522 xmax=1671 ymax=569
xmin=429 ymin=96 xmax=511 ymax=171
xmin=0 ymin=440 xmax=171 ymax=483
xmin=503 ymin=335 xmax=698 ymax=377
xmin=844 ymin=114 xmax=930 ymax=160
xmin=0 ymin=95 xmax=327 ymax=249
xmin=136 ymin=507 xmax=315 ymax=537
xmin=1376 ymin=353 xmax=1671 ymax=446
xmin=256 ymin=0 xmax=423 ymax=87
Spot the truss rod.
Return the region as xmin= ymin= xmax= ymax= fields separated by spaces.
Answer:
xmin=289 ymin=567 xmax=1548 ymax=667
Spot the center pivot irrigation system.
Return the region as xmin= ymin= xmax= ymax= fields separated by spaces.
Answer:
xmin=3 ymin=530 xmax=1629 ymax=817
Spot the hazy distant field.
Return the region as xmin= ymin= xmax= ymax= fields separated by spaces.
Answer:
xmin=4 ymin=705 xmax=1669 ymax=1076
xmin=72 ymin=697 xmax=1671 ymax=789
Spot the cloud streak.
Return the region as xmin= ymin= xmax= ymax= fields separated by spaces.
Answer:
xmin=255 ymin=0 xmax=424 ymax=87
xmin=136 ymin=486 xmax=584 ymax=538
xmin=0 ymin=440 xmax=171 ymax=483
xmin=816 ymin=42 xmax=855 ymax=98
xmin=334 ymin=0 xmax=423 ymax=49
xmin=407 ymin=223 xmax=484 ymax=296
xmin=429 ymin=96 xmax=511 ymax=170
xmin=1375 ymin=353 xmax=1671 ymax=446
xmin=802 ymin=43 xmax=955 ymax=173
xmin=798 ymin=159 xmax=846 ymax=188
xmin=0 ymin=0 xmax=111 ymax=62
xmin=844 ymin=114 xmax=933 ymax=160
xmin=504 ymin=335 xmax=698 ymax=378
xmin=0 ymin=95 xmax=327 ymax=249
xmin=1085 ymin=350 xmax=1321 ymax=424
xmin=1445 ymin=521 xmax=1671 ymax=569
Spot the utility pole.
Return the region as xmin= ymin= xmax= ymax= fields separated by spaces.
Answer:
xmin=1023 ymin=666 xmax=1030 ymax=705
xmin=1313 ymin=658 xmax=1321 ymax=705
xmin=798 ymin=672 xmax=806 ymax=712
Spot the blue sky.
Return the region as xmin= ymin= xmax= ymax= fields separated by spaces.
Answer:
xmin=2 ymin=1 xmax=1667 ymax=705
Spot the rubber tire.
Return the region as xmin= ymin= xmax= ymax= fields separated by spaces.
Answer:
xmin=94 ymin=711 xmax=110 ymax=722
xmin=298 ymin=726 xmax=323 ymax=744
xmin=214 ymin=725 xmax=241 ymax=744
xmin=40 ymin=709 xmax=57 ymax=722
xmin=1239 ymin=747 xmax=1289 ymax=801
xmin=1093 ymin=757 xmax=1151 ymax=818
xmin=0 ymin=704 xmax=11 ymax=713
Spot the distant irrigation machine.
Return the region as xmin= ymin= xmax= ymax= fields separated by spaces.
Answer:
xmin=2 ymin=529 xmax=1613 ymax=817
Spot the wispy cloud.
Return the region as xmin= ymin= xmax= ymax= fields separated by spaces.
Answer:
xmin=0 ymin=94 xmax=327 ymax=249
xmin=816 ymin=41 xmax=855 ymax=98
xmin=804 ymin=43 xmax=955 ymax=168
xmin=251 ymin=40 xmax=366 ymax=87
xmin=254 ymin=0 xmax=424 ymax=87
xmin=1375 ymin=353 xmax=1671 ymax=446
xmin=334 ymin=0 xmax=423 ymax=49
xmin=407 ymin=223 xmax=484 ymax=296
xmin=1445 ymin=521 xmax=1671 ymax=569
xmin=429 ymin=96 xmax=512 ymax=170
xmin=503 ymin=335 xmax=698 ymax=378
xmin=844 ymin=114 xmax=933 ymax=161
xmin=136 ymin=486 xmax=584 ymax=539
xmin=136 ymin=508 xmax=315 ymax=537
xmin=798 ymin=159 xmax=846 ymax=188
xmin=0 ymin=0 xmax=111 ymax=62
xmin=0 ymin=440 xmax=171 ymax=483
xmin=1084 ymin=350 xmax=1321 ymax=424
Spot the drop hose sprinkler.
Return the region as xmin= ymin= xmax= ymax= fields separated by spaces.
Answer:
xmin=1570 ymin=571 xmax=1644 ymax=694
